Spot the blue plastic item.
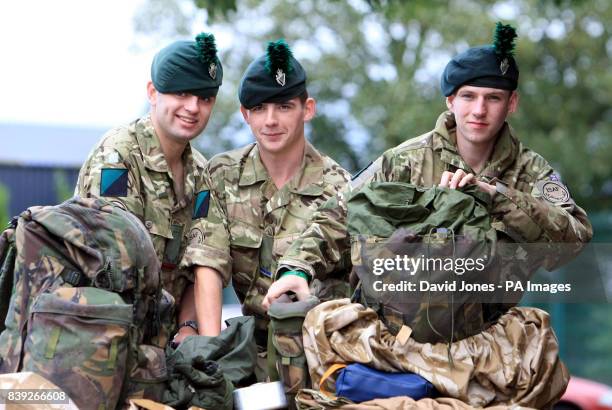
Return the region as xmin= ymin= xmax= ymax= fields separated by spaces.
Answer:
xmin=335 ymin=363 xmax=437 ymax=403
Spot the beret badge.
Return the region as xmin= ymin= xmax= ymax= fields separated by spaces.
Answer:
xmin=493 ymin=22 xmax=517 ymax=76
xmin=196 ymin=32 xmax=219 ymax=80
xmin=265 ymin=39 xmax=293 ymax=87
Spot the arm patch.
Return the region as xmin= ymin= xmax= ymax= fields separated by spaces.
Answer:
xmin=100 ymin=168 xmax=128 ymax=197
xmin=537 ymin=180 xmax=570 ymax=204
xmin=193 ymin=190 xmax=210 ymax=219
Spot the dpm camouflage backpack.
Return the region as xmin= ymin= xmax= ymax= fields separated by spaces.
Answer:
xmin=347 ymin=182 xmax=503 ymax=344
xmin=0 ymin=197 xmax=171 ymax=410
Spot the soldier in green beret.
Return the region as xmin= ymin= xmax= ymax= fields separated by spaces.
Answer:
xmin=265 ymin=23 xmax=591 ymax=310
xmin=76 ymin=33 xmax=229 ymax=347
xmin=185 ymin=40 xmax=350 ymax=375
xmin=260 ymin=23 xmax=592 ymax=405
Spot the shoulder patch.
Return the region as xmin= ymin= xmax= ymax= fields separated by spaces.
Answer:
xmin=101 ymin=168 xmax=128 ymax=197
xmin=537 ymin=180 xmax=570 ymax=204
xmin=193 ymin=190 xmax=210 ymax=219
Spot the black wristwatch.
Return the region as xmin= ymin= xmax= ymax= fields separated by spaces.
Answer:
xmin=177 ymin=320 xmax=198 ymax=332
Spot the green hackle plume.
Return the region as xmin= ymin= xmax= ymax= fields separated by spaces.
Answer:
xmin=265 ymin=39 xmax=293 ymax=74
xmin=195 ymin=32 xmax=218 ymax=65
xmin=493 ymin=22 xmax=517 ymax=58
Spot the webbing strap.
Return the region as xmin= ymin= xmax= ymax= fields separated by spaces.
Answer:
xmin=108 ymin=337 xmax=118 ymax=370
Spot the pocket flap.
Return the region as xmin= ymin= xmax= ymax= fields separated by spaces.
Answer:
xmin=271 ymin=331 xmax=303 ymax=358
xmin=32 ymin=287 xmax=133 ymax=325
xmin=268 ymin=296 xmax=320 ymax=320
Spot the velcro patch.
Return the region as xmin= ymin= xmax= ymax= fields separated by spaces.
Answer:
xmin=101 ymin=168 xmax=128 ymax=197
xmin=538 ymin=180 xmax=570 ymax=204
xmin=193 ymin=190 xmax=210 ymax=219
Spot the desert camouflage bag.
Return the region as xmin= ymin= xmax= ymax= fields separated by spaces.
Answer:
xmin=347 ymin=182 xmax=501 ymax=344
xmin=0 ymin=197 xmax=169 ymax=410
xmin=268 ymin=295 xmax=320 ymax=408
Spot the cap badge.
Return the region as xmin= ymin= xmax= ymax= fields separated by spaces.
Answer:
xmin=208 ymin=62 xmax=217 ymax=80
xmin=500 ymin=57 xmax=509 ymax=75
xmin=275 ymin=68 xmax=286 ymax=86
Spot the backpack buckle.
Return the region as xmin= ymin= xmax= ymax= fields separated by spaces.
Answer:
xmin=435 ymin=228 xmax=448 ymax=240
xmin=61 ymin=269 xmax=83 ymax=287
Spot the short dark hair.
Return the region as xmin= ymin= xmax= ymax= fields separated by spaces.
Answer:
xmin=297 ymin=90 xmax=309 ymax=105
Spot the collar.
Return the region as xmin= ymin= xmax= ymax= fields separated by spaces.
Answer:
xmin=433 ymin=111 xmax=520 ymax=178
xmin=238 ymin=142 xmax=326 ymax=196
xmin=132 ymin=115 xmax=198 ymax=207
xmin=133 ymin=115 xmax=169 ymax=173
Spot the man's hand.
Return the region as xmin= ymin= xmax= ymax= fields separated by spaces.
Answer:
xmin=171 ymin=325 xmax=197 ymax=347
xmin=262 ymin=274 xmax=310 ymax=311
xmin=439 ymin=170 xmax=496 ymax=197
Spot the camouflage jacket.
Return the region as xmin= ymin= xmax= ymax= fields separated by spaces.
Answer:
xmin=197 ymin=142 xmax=350 ymax=323
xmin=278 ymin=111 xmax=593 ymax=280
xmin=302 ymin=299 xmax=567 ymax=408
xmin=76 ymin=115 xmax=227 ymax=304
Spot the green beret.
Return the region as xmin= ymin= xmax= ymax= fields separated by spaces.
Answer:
xmin=151 ymin=33 xmax=223 ymax=98
xmin=441 ymin=22 xmax=519 ymax=96
xmin=239 ymin=40 xmax=307 ymax=109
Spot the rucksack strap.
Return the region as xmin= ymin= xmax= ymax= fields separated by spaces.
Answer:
xmin=319 ymin=363 xmax=347 ymax=398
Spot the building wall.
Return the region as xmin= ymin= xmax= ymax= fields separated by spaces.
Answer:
xmin=0 ymin=164 xmax=79 ymax=218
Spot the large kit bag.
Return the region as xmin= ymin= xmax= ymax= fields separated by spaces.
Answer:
xmin=0 ymin=197 xmax=170 ymax=410
xmin=347 ymin=182 xmax=502 ymax=344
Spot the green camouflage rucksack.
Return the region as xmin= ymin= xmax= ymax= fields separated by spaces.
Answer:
xmin=0 ymin=197 xmax=171 ymax=410
xmin=347 ymin=182 xmax=502 ymax=344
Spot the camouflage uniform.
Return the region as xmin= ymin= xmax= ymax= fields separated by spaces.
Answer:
xmin=76 ymin=115 xmax=227 ymax=305
xmin=195 ymin=142 xmax=350 ymax=336
xmin=278 ymin=111 xmax=592 ymax=280
xmin=301 ymin=299 xmax=565 ymax=409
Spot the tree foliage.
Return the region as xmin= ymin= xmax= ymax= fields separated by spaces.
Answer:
xmin=134 ymin=0 xmax=612 ymax=383
xmin=135 ymin=0 xmax=611 ymax=211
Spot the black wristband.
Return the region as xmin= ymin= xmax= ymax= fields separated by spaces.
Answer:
xmin=177 ymin=320 xmax=198 ymax=332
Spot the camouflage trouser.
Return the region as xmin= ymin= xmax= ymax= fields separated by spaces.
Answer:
xmin=268 ymin=296 xmax=320 ymax=409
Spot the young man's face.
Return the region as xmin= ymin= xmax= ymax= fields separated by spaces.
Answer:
xmin=240 ymin=96 xmax=316 ymax=156
xmin=147 ymin=82 xmax=216 ymax=144
xmin=446 ymin=85 xmax=518 ymax=146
